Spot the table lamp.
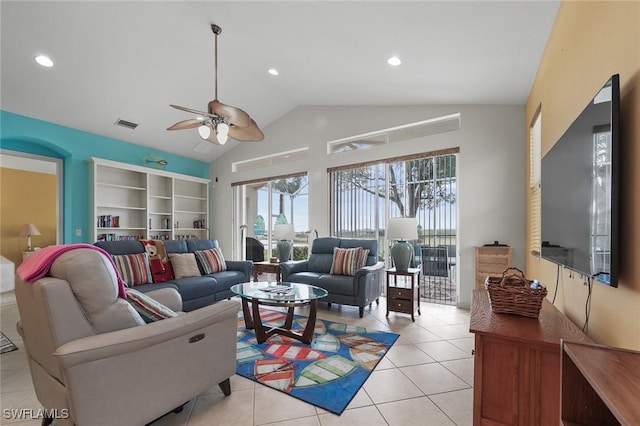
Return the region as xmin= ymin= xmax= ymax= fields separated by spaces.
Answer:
xmin=274 ymin=224 xmax=295 ymax=261
xmin=387 ymin=217 xmax=418 ymax=271
xmin=19 ymin=223 xmax=41 ymax=252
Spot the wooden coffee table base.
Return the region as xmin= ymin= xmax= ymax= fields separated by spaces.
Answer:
xmin=240 ymin=298 xmax=318 ymax=344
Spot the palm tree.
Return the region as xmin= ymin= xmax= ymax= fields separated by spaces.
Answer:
xmin=271 ymin=177 xmax=308 ymax=226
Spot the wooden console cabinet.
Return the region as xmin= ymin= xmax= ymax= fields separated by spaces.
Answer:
xmin=561 ymin=341 xmax=640 ymax=425
xmin=470 ymin=291 xmax=591 ymax=425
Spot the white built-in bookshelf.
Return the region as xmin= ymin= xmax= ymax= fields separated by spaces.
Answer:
xmin=89 ymin=157 xmax=210 ymax=242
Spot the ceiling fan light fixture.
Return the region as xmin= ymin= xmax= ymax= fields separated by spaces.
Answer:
xmin=34 ymin=55 xmax=54 ymax=67
xmin=215 ymin=122 xmax=230 ymax=144
xmin=168 ymin=23 xmax=263 ymax=144
xmin=198 ymin=124 xmax=212 ymax=139
xmin=387 ymin=56 xmax=402 ymax=66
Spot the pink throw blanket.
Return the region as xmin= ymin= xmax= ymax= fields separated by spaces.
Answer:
xmin=16 ymin=244 xmax=127 ymax=299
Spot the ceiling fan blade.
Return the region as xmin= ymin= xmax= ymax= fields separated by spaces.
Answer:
xmin=166 ymin=119 xmax=203 ymax=131
xmin=169 ymin=104 xmax=214 ymax=118
xmin=208 ymin=100 xmax=251 ymax=128
xmin=229 ymin=119 xmax=264 ymax=142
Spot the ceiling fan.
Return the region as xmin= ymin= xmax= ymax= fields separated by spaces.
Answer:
xmin=167 ymin=24 xmax=264 ymax=145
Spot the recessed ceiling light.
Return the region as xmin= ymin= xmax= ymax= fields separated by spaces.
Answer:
xmin=268 ymin=68 xmax=279 ymax=76
xmin=34 ymin=55 xmax=54 ymax=67
xmin=387 ymin=56 xmax=402 ymax=66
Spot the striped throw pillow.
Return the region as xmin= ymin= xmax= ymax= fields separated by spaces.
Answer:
xmin=125 ymin=288 xmax=178 ymax=323
xmin=330 ymin=247 xmax=369 ymax=276
xmin=194 ymin=248 xmax=227 ymax=274
xmin=112 ymin=253 xmax=153 ymax=287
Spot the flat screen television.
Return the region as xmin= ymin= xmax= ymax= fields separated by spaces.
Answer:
xmin=541 ymin=74 xmax=620 ymax=287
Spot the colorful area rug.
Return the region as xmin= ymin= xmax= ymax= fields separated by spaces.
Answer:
xmin=235 ymin=309 xmax=399 ymax=415
xmin=1 ymin=332 xmax=18 ymax=354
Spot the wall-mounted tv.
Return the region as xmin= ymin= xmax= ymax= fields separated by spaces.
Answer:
xmin=541 ymin=74 xmax=620 ymax=287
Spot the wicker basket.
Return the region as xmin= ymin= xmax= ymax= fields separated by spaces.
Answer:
xmin=485 ymin=267 xmax=547 ymax=318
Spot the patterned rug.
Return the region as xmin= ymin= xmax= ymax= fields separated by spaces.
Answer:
xmin=1 ymin=332 xmax=18 ymax=354
xmin=235 ymin=308 xmax=399 ymax=415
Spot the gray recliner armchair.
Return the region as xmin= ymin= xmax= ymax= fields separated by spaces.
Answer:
xmin=14 ymin=248 xmax=240 ymax=426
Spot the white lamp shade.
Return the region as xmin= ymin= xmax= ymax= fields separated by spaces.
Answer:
xmin=19 ymin=223 xmax=41 ymax=237
xmin=273 ymin=223 xmax=295 ymax=241
xmin=386 ymin=217 xmax=418 ymax=241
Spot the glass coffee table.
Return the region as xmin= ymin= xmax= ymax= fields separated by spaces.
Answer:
xmin=231 ymin=282 xmax=328 ymax=344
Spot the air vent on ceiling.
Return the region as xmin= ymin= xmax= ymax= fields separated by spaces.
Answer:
xmin=327 ymin=113 xmax=461 ymax=154
xmin=192 ymin=142 xmax=213 ymax=153
xmin=232 ymin=147 xmax=309 ymax=172
xmin=114 ymin=118 xmax=138 ymax=130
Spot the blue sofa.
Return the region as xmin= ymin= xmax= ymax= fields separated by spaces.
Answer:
xmin=280 ymin=237 xmax=384 ymax=317
xmin=95 ymin=239 xmax=252 ymax=311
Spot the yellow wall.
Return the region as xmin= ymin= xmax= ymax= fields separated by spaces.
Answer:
xmin=526 ymin=1 xmax=640 ymax=350
xmin=0 ymin=167 xmax=57 ymax=267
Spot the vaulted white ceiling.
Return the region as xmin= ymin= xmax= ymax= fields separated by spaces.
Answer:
xmin=1 ymin=1 xmax=559 ymax=162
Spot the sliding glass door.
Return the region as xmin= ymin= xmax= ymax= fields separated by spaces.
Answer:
xmin=234 ymin=173 xmax=309 ymax=262
xmin=329 ymin=150 xmax=458 ymax=304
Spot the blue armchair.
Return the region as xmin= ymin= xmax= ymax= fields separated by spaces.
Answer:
xmin=280 ymin=237 xmax=384 ymax=317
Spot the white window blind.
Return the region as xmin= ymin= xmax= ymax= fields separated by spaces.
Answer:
xmin=529 ymin=111 xmax=542 ymax=256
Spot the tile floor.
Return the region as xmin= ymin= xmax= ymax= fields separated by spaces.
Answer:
xmin=1 ymin=296 xmax=474 ymax=425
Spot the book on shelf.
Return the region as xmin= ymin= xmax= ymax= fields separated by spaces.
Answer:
xmin=97 ymin=215 xmax=120 ymax=228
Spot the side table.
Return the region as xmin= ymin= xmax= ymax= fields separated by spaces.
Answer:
xmin=251 ymin=261 xmax=281 ymax=282
xmin=22 ymin=251 xmax=36 ymax=262
xmin=386 ymin=267 xmax=421 ymax=321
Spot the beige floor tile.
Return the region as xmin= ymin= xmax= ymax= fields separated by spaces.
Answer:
xmin=344 ymin=387 xmax=374 ymax=410
xmin=373 ymin=355 xmax=396 ymax=370
xmin=362 ymin=368 xmax=423 ymax=404
xmin=1 ymin=393 xmax=44 ymax=424
xmin=385 ymin=342 xmax=436 ymax=367
xmin=260 ymin=416 xmax=321 ymax=426
xmin=415 ymin=340 xmax=472 ymax=362
xmin=429 ymin=388 xmax=474 ymax=426
xmin=389 ymin=325 xmax=442 ymax=344
xmin=377 ymin=396 xmax=455 ymax=426
xmin=448 ymin=337 xmax=474 ymax=355
xmin=0 ymin=389 xmax=33 ymax=410
xmin=440 ymin=358 xmax=475 ymax=386
xmin=317 ymin=405 xmax=388 ymax=426
xmin=148 ymin=399 xmax=195 ymax=426
xmin=0 ymin=369 xmax=34 ymax=393
xmin=187 ymin=389 xmax=254 ymax=426
xmin=401 ymin=363 xmax=470 ymax=396
xmin=253 ymin=385 xmax=317 ymax=425
xmin=412 ymin=314 xmax=449 ymax=327
xmin=424 ymin=324 xmax=472 ymax=340
xmin=1 ymin=352 xmax=28 ymax=376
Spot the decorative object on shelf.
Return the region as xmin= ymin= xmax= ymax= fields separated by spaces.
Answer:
xmin=387 ymin=217 xmax=418 ymax=272
xmin=18 ymin=223 xmax=41 ymax=252
xmin=273 ymin=223 xmax=295 ymax=262
xmin=167 ymin=24 xmax=264 ymax=145
xmin=142 ymin=154 xmax=168 ymax=169
xmin=254 ymin=215 xmax=265 ymax=237
xmin=485 ymin=267 xmax=547 ymax=318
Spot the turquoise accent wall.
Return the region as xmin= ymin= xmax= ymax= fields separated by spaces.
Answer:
xmin=0 ymin=110 xmax=210 ymax=243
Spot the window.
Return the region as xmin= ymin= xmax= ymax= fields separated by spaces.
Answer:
xmin=233 ymin=173 xmax=309 ymax=261
xmin=529 ymin=108 xmax=542 ymax=256
xmin=329 ymin=148 xmax=458 ymax=304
